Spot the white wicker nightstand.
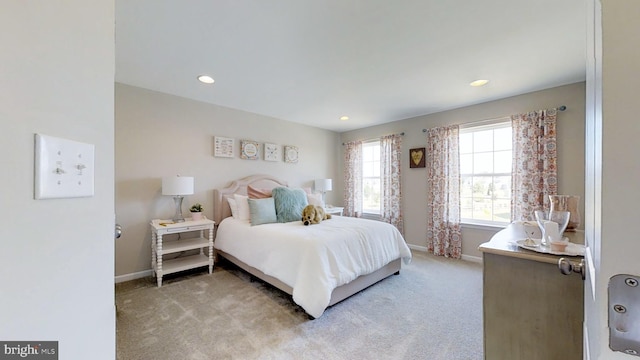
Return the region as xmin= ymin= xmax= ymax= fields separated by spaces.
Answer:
xmin=150 ymin=218 xmax=215 ymax=287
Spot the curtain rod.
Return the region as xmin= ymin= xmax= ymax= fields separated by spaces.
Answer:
xmin=342 ymin=132 xmax=404 ymax=146
xmin=421 ymin=105 xmax=567 ymax=133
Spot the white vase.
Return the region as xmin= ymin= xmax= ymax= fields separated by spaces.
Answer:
xmin=191 ymin=212 xmax=203 ymax=221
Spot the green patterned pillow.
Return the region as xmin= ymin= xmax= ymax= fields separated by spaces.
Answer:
xmin=272 ymin=187 xmax=308 ymax=223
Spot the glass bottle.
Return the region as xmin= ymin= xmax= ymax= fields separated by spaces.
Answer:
xmin=549 ymin=195 xmax=581 ymax=231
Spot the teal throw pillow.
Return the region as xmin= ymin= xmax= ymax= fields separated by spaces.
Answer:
xmin=272 ymin=187 xmax=308 ymax=223
xmin=248 ymin=197 xmax=277 ymax=226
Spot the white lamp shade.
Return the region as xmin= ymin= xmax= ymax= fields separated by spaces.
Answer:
xmin=162 ymin=176 xmax=194 ymax=196
xmin=315 ymin=179 xmax=332 ymax=192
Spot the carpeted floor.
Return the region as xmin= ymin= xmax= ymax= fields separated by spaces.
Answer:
xmin=116 ymin=251 xmax=483 ymax=360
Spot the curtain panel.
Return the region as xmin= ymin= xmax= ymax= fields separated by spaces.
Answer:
xmin=511 ymin=108 xmax=558 ymax=221
xmin=426 ymin=125 xmax=462 ymax=259
xmin=343 ymin=140 xmax=363 ymax=217
xmin=380 ymin=134 xmax=404 ymax=233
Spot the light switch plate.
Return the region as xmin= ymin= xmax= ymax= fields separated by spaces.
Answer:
xmin=35 ymin=134 xmax=95 ymax=199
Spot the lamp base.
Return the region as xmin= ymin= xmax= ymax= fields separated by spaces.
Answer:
xmin=172 ymin=196 xmax=186 ymax=222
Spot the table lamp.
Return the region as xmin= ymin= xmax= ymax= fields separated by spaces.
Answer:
xmin=314 ymin=179 xmax=332 ymax=207
xmin=162 ymin=175 xmax=194 ymax=222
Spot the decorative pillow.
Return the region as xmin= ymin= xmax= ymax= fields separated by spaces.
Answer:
xmin=226 ymin=197 xmax=238 ymax=219
xmin=234 ymin=194 xmax=251 ymax=221
xmin=307 ymin=193 xmax=323 ymax=207
xmin=247 ymin=185 xmax=273 ymax=199
xmin=248 ymin=197 xmax=277 ymax=226
xmin=272 ymin=187 xmax=309 ymax=223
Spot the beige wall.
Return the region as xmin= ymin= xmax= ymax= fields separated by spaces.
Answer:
xmin=341 ymin=82 xmax=586 ymax=259
xmin=115 ymin=84 xmax=342 ymax=277
xmin=116 ymin=82 xmax=585 ymax=276
xmin=1 ymin=1 xmax=115 ymax=356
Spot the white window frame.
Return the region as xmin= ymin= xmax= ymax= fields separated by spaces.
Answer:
xmin=459 ymin=118 xmax=512 ymax=227
xmin=362 ymin=139 xmax=381 ymax=217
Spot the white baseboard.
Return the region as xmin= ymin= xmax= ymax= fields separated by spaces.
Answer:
xmin=408 ymin=244 xmax=483 ymax=263
xmin=115 ymin=269 xmax=153 ymax=283
xmin=461 ymin=254 xmax=483 ymax=263
xmin=408 ymin=244 xmax=428 ymax=252
xmin=117 ymin=248 xmax=482 ymax=283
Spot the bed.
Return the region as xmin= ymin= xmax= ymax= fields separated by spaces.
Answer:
xmin=213 ymin=174 xmax=412 ymax=318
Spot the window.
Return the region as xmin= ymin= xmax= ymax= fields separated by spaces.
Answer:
xmin=460 ymin=121 xmax=512 ymax=225
xmin=362 ymin=140 xmax=381 ymax=214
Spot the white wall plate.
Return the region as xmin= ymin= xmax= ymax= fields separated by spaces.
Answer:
xmin=35 ymin=134 xmax=95 ymax=199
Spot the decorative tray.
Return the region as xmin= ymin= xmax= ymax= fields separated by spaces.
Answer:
xmin=515 ymin=239 xmax=585 ymax=256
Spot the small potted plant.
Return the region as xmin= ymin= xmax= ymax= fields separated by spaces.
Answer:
xmin=190 ymin=203 xmax=204 ymax=221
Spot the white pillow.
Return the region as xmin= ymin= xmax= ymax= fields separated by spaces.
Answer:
xmin=226 ymin=197 xmax=238 ymax=219
xmin=307 ymin=193 xmax=323 ymax=207
xmin=234 ymin=194 xmax=251 ymax=220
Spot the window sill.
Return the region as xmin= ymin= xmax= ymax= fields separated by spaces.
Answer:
xmin=361 ymin=213 xmax=381 ymax=221
xmin=461 ymin=221 xmax=508 ymax=231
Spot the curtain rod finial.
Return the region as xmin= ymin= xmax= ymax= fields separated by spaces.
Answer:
xmin=558 ymin=105 xmax=567 ymax=111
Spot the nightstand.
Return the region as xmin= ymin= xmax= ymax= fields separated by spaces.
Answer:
xmin=324 ymin=206 xmax=344 ymax=216
xmin=150 ymin=218 xmax=215 ymax=287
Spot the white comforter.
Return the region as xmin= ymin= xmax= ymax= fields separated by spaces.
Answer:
xmin=215 ymin=216 xmax=412 ymax=318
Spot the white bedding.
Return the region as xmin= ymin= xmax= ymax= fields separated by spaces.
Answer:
xmin=215 ymin=215 xmax=412 ymax=318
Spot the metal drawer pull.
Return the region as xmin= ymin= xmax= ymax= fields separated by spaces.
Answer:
xmin=558 ymin=258 xmax=585 ymax=280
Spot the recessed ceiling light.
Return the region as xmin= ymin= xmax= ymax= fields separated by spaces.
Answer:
xmin=470 ymin=79 xmax=489 ymax=87
xmin=340 ymin=116 xmax=349 ymax=121
xmin=197 ymin=75 xmax=215 ymax=84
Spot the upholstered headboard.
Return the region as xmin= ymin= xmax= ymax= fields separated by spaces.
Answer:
xmin=213 ymin=174 xmax=288 ymax=225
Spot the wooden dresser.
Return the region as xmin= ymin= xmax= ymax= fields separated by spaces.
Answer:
xmin=479 ymin=223 xmax=584 ymax=360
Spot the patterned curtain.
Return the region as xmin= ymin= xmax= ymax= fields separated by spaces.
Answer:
xmin=511 ymin=109 xmax=558 ymax=221
xmin=380 ymin=134 xmax=403 ymax=233
xmin=343 ymin=140 xmax=363 ymax=217
xmin=426 ymin=125 xmax=462 ymax=259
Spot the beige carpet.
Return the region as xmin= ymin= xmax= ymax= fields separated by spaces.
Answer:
xmin=116 ymin=252 xmax=483 ymax=360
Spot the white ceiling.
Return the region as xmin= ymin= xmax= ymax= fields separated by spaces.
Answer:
xmin=115 ymin=0 xmax=586 ymax=133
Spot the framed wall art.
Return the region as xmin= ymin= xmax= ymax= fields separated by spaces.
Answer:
xmin=240 ymin=140 xmax=260 ymax=160
xmin=214 ymin=136 xmax=234 ymax=158
xmin=264 ymin=143 xmax=279 ymax=161
xmin=284 ymin=145 xmax=299 ymax=163
xmin=410 ymin=147 xmax=425 ymax=168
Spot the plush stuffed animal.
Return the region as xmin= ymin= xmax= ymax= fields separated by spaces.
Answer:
xmin=301 ymin=205 xmax=332 ymax=226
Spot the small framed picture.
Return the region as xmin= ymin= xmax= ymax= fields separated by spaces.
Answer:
xmin=410 ymin=147 xmax=425 ymax=168
xmin=264 ymin=143 xmax=279 ymax=162
xmin=240 ymin=140 xmax=260 ymax=160
xmin=214 ymin=136 xmax=234 ymax=158
xmin=284 ymin=145 xmax=299 ymax=163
